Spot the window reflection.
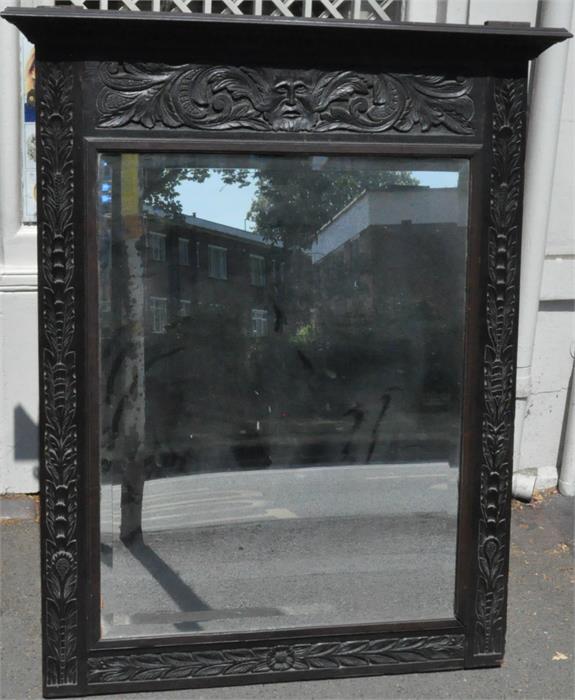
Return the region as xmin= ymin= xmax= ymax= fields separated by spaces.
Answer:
xmin=99 ymin=153 xmax=468 ymax=638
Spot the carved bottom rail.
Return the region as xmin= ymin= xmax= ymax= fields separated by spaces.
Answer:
xmin=88 ymin=635 xmax=466 ymax=684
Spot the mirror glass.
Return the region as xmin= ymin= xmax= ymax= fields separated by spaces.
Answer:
xmin=97 ymin=152 xmax=469 ymax=638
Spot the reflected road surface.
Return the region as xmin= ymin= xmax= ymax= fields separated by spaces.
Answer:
xmin=100 ymin=462 xmax=459 ymax=637
xmin=101 ymin=461 xmax=458 ymax=533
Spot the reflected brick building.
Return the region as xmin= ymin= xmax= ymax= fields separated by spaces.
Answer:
xmin=134 ymin=213 xmax=292 ymax=464
xmin=309 ymin=186 xmax=468 ymax=465
xmin=144 ymin=213 xmax=285 ymax=338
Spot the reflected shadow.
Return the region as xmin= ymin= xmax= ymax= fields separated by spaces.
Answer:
xmin=126 ymin=538 xmax=211 ymax=632
xmin=101 ymin=542 xmax=113 ymax=568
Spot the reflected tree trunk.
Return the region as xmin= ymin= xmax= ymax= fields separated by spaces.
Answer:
xmin=109 ymin=154 xmax=147 ymax=545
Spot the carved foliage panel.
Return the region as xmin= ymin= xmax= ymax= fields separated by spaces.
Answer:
xmin=88 ymin=635 xmax=465 ymax=684
xmin=38 ymin=61 xmax=79 ymax=688
xmin=473 ymin=77 xmax=525 ymax=657
xmin=95 ymin=62 xmax=476 ymax=135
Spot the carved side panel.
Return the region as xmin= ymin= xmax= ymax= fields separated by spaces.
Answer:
xmin=88 ymin=635 xmax=465 ymax=684
xmin=37 ymin=61 xmax=79 ymax=688
xmin=473 ymin=77 xmax=525 ymax=658
xmin=95 ymin=63 xmax=475 ymax=135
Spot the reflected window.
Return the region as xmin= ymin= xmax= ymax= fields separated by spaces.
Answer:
xmin=178 ymin=237 xmax=190 ymax=266
xmin=148 ymin=232 xmax=166 ymax=262
xmin=208 ymin=244 xmax=227 ymax=280
xmin=149 ymin=296 xmax=168 ymax=333
xmin=179 ymin=299 xmax=191 ymax=317
xmin=101 ymin=289 xmax=111 ymax=315
xmin=250 ymin=254 xmax=266 ymax=287
xmin=251 ymin=308 xmax=269 ymax=337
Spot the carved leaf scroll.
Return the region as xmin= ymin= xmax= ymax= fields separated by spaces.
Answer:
xmin=96 ymin=63 xmax=475 ymax=135
xmin=38 ymin=62 xmax=79 ymax=687
xmin=474 ymin=77 xmax=525 ymax=656
xmin=88 ymin=635 xmax=464 ymax=683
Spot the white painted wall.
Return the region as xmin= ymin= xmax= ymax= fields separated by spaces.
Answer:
xmin=0 ymin=0 xmax=40 ymax=493
xmin=521 ymin=11 xmax=574 ymax=488
xmin=519 ymin=304 xmax=574 ymax=486
xmin=467 ymin=0 xmax=538 ymax=25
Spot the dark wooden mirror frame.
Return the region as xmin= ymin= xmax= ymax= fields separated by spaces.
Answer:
xmin=1 ymin=7 xmax=571 ymax=697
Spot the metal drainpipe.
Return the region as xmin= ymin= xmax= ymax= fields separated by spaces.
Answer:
xmin=513 ymin=0 xmax=574 ymax=498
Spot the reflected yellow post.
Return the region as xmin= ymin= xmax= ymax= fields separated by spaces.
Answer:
xmin=117 ymin=153 xmax=147 ymax=545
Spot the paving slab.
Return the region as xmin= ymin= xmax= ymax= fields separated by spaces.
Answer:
xmin=0 ymin=497 xmax=37 ymax=523
xmin=0 ymin=492 xmax=573 ymax=700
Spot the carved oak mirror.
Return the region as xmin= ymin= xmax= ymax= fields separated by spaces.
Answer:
xmin=2 ymin=7 xmax=570 ymax=697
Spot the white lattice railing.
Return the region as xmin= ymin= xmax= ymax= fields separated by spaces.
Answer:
xmin=19 ymin=0 xmax=404 ymax=21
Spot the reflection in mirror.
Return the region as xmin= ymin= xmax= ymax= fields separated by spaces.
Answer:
xmin=98 ymin=153 xmax=468 ymax=638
